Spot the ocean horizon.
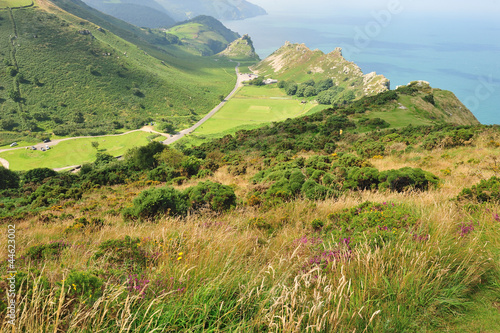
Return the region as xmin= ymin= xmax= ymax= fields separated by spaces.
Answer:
xmin=223 ymin=10 xmax=499 ymax=125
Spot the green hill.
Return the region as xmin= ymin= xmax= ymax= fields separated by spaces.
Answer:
xmin=217 ymin=34 xmax=259 ymax=61
xmin=252 ymin=42 xmax=390 ymax=101
xmin=166 ymin=15 xmax=240 ymax=56
xmin=0 ymin=0 xmax=238 ymax=145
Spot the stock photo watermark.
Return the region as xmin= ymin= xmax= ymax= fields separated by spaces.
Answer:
xmin=343 ymin=0 xmax=408 ymax=59
xmin=6 ymin=224 xmax=17 ymax=326
xmin=464 ymin=75 xmax=497 ymax=112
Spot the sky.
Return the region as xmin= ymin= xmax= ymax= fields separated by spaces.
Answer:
xmin=249 ymin=0 xmax=500 ymax=17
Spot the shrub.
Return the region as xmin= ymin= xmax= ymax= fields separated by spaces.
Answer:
xmin=311 ymin=219 xmax=325 ymax=230
xmin=184 ymin=181 xmax=236 ymax=212
xmin=346 ymin=167 xmax=380 ymax=190
xmin=93 ymin=236 xmax=149 ymax=272
xmin=327 ymin=201 xmax=419 ymax=247
xmin=289 ymin=170 xmax=306 ymax=194
xmin=181 ymin=156 xmax=203 ymax=176
xmin=147 ymin=165 xmax=180 ymax=182
xmin=25 ymin=241 xmax=70 ymax=261
xmin=0 ymin=167 xmax=19 ymax=189
xmin=378 ymin=167 xmax=439 ymax=192
xmin=125 ymin=186 xmax=187 ymax=220
xmin=23 ymin=168 xmax=57 ymax=184
xmin=457 ymin=176 xmax=500 ymax=203
xmin=125 ymin=141 xmax=166 ymax=170
xmin=64 ymin=271 xmax=103 ymax=300
xmin=301 ymin=179 xmax=329 ymax=200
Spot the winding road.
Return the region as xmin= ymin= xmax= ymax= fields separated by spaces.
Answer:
xmin=0 ymin=61 xmax=249 ymax=170
xmin=163 ymin=61 xmax=249 ymax=144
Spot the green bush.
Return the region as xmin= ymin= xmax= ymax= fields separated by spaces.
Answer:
xmin=147 ymin=165 xmax=180 ymax=182
xmin=125 ymin=186 xmax=187 ymax=220
xmin=64 ymin=271 xmax=103 ymax=300
xmin=301 ymin=179 xmax=329 ymax=200
xmin=23 ymin=168 xmax=57 ymax=184
xmin=25 ymin=241 xmax=70 ymax=261
xmin=378 ymin=167 xmax=439 ymax=192
xmin=457 ymin=176 xmax=500 ymax=203
xmin=181 ymin=156 xmax=203 ymax=176
xmin=93 ymin=236 xmax=149 ymax=272
xmin=326 ymin=201 xmax=419 ymax=247
xmin=125 ymin=141 xmax=166 ymax=170
xmin=184 ymin=181 xmax=236 ymax=212
xmin=346 ymin=167 xmax=380 ymax=190
xmin=0 ymin=167 xmax=19 ymax=189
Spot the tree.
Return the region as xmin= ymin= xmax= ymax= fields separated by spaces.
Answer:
xmin=303 ymin=86 xmax=316 ymax=97
xmin=91 ymin=141 xmax=99 ymax=151
xmin=285 ymin=81 xmax=298 ymax=96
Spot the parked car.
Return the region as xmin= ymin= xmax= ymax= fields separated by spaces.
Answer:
xmin=43 ymin=139 xmax=51 ymax=143
xmin=41 ymin=148 xmax=46 ymax=151
xmin=10 ymin=142 xmax=17 ymax=147
xmin=31 ymin=146 xmax=36 ymax=150
xmin=46 ymin=145 xmax=50 ymax=150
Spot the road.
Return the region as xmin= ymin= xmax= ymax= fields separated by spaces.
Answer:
xmin=163 ymin=61 xmax=251 ymax=144
xmin=0 ymin=61 xmax=248 ymax=170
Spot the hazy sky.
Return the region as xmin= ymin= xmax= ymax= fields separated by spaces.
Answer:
xmin=249 ymin=0 xmax=500 ymax=17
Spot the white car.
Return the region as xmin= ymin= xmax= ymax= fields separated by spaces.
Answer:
xmin=10 ymin=142 xmax=17 ymax=147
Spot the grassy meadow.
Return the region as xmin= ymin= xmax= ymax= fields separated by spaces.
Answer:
xmin=182 ymin=85 xmax=319 ymax=146
xmin=0 ymin=131 xmax=164 ymax=170
xmin=1 ymin=128 xmax=499 ymax=331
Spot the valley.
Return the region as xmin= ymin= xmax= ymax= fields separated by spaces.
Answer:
xmin=0 ymin=0 xmax=499 ymax=332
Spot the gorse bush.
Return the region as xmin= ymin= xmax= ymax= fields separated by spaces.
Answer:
xmin=184 ymin=181 xmax=236 ymax=212
xmin=22 ymin=168 xmax=58 ymax=184
xmin=124 ymin=186 xmax=188 ymax=220
xmin=379 ymin=167 xmax=440 ymax=192
xmin=326 ymin=201 xmax=420 ymax=247
xmin=457 ymin=176 xmax=500 ymax=203
xmin=0 ymin=166 xmax=19 ymax=189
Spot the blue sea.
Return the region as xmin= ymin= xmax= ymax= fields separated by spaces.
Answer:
xmin=223 ymin=10 xmax=500 ymax=125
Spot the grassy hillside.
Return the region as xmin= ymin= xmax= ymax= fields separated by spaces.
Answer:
xmin=166 ymin=15 xmax=239 ymax=56
xmin=177 ymin=81 xmax=478 ymax=149
xmin=252 ymin=43 xmax=390 ymax=101
xmin=217 ymin=34 xmax=260 ymax=61
xmin=0 ymin=0 xmax=238 ymax=145
xmin=0 ymin=116 xmax=499 ymax=331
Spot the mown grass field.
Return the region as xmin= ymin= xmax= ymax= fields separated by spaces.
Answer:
xmin=0 ymin=0 xmax=31 ymax=8
xmin=182 ymin=85 xmax=317 ymax=145
xmin=0 ymin=131 xmax=163 ymax=170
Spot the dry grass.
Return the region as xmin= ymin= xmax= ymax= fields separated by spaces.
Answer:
xmin=1 ymin=132 xmax=499 ymax=331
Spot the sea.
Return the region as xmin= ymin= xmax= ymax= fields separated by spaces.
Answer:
xmin=223 ymin=9 xmax=500 ymax=125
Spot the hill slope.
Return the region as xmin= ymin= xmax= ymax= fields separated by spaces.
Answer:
xmin=155 ymin=0 xmax=267 ymax=21
xmin=81 ymin=0 xmax=176 ymax=28
xmin=217 ymin=34 xmax=259 ymax=61
xmin=166 ymin=15 xmax=240 ymax=56
xmin=252 ymin=42 xmax=390 ymax=98
xmin=0 ymin=0 xmax=238 ymax=144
